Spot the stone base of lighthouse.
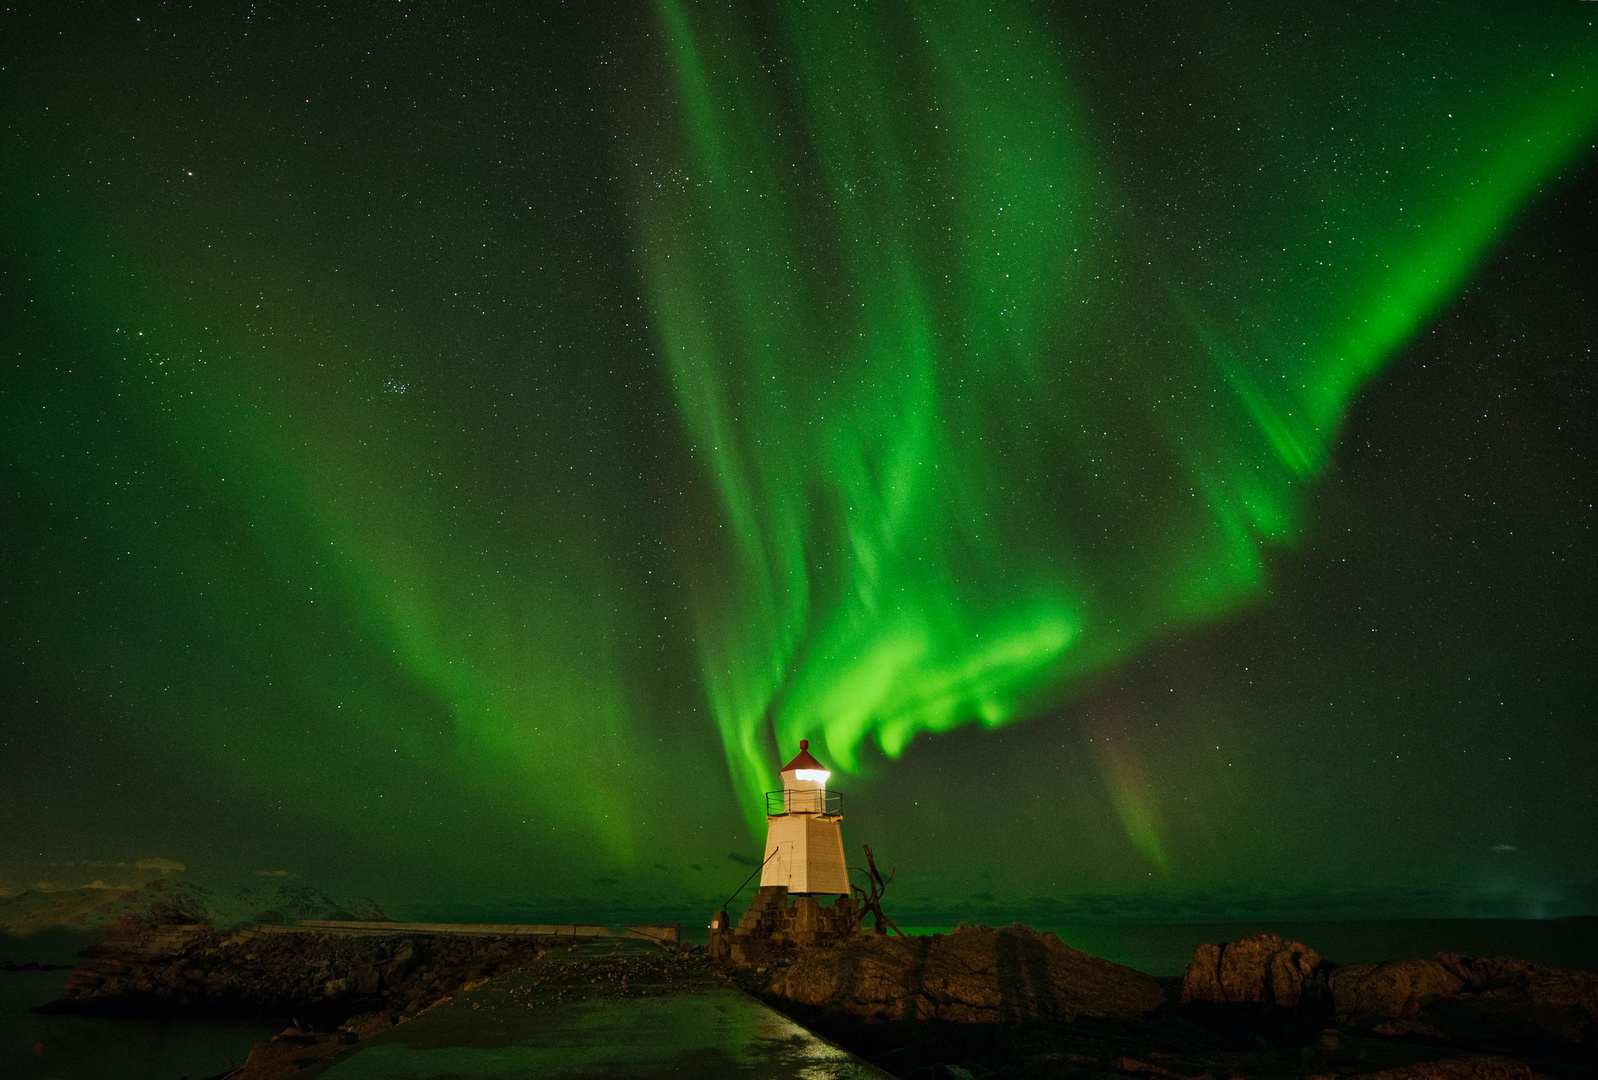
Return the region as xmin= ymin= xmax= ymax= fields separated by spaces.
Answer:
xmin=725 ymin=885 xmax=858 ymax=964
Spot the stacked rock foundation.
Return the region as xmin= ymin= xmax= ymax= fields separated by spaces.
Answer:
xmin=721 ymin=886 xmax=857 ymax=965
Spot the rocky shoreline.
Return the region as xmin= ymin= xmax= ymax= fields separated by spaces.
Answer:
xmin=751 ymin=927 xmax=1598 ymax=1079
xmin=37 ymin=915 xmax=573 ymax=1077
xmin=42 ymin=917 xmax=557 ymax=1024
xmin=36 ymin=919 xmax=1598 ymax=1079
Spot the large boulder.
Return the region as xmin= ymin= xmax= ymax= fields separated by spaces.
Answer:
xmin=768 ymin=924 xmax=1164 ymax=1023
xmin=1331 ymin=957 xmax=1465 ymax=1019
xmin=1441 ymin=953 xmax=1598 ymax=1017
xmin=1329 ymin=952 xmax=1598 ymax=1047
xmin=1180 ymin=933 xmax=1327 ymax=1007
xmin=1426 ymin=954 xmax=1598 ymax=1046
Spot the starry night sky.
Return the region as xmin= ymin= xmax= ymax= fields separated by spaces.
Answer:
xmin=1 ymin=1 xmax=1594 ymax=926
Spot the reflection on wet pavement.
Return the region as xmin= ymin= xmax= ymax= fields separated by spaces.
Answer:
xmin=306 ymin=938 xmax=893 ymax=1079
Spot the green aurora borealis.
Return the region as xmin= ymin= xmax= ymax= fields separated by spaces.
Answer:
xmin=2 ymin=1 xmax=1595 ymax=924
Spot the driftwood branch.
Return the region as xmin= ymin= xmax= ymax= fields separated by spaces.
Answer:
xmin=850 ymin=843 xmax=904 ymax=936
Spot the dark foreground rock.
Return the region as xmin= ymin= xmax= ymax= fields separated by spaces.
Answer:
xmin=40 ymin=916 xmax=557 ymax=1023
xmin=39 ymin=920 xmax=1598 ymax=1079
xmin=1175 ymin=932 xmax=1598 ymax=1049
xmin=41 ymin=917 xmax=712 ymax=1079
xmin=1335 ymin=952 xmax=1598 ymax=1048
xmin=751 ymin=928 xmax=1595 ymax=1080
xmin=771 ymin=924 xmax=1165 ymax=1023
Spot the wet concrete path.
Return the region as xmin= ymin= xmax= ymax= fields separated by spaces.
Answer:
xmin=301 ymin=937 xmax=894 ymax=1079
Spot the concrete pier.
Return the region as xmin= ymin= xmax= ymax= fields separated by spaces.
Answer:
xmin=301 ymin=937 xmax=891 ymax=1079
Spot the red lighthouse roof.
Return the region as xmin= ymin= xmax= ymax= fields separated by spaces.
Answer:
xmin=779 ymin=738 xmax=827 ymax=773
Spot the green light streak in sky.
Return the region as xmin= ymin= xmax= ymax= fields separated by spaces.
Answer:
xmin=1 ymin=2 xmax=1592 ymax=899
xmin=637 ymin=0 xmax=1598 ymax=838
xmin=0 ymin=27 xmax=723 ymax=885
xmin=0 ymin=237 xmax=658 ymax=864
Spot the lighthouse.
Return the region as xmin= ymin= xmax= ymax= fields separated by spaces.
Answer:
xmin=759 ymin=738 xmax=850 ymax=895
xmin=719 ymin=738 xmax=858 ymax=963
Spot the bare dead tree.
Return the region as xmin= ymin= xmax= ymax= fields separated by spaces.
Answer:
xmin=849 ymin=843 xmax=905 ymax=937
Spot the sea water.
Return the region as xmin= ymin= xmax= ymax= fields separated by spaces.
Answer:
xmin=1 ymin=930 xmax=275 ymax=1080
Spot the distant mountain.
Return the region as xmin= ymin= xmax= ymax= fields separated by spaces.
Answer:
xmin=0 ymin=879 xmax=387 ymax=935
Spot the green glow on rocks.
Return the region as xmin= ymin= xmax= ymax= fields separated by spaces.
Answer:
xmin=636 ymin=0 xmax=1598 ymax=838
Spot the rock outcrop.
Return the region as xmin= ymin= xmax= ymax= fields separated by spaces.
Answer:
xmin=1179 ymin=932 xmax=1327 ymax=1007
xmin=44 ymin=916 xmax=553 ymax=1020
xmin=1331 ymin=956 xmax=1466 ymax=1019
xmin=1176 ymin=934 xmax=1598 ymax=1050
xmin=39 ymin=919 xmax=1597 ymax=1080
xmin=1333 ymin=951 xmax=1598 ymax=1046
xmin=768 ymin=923 xmax=1164 ymax=1023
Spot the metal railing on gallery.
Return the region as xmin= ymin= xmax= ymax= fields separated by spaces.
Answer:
xmin=765 ymin=788 xmax=842 ymax=816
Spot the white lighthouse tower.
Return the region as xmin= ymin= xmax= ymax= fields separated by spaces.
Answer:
xmin=759 ymin=739 xmax=849 ymax=895
xmin=715 ymin=738 xmax=858 ymax=963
